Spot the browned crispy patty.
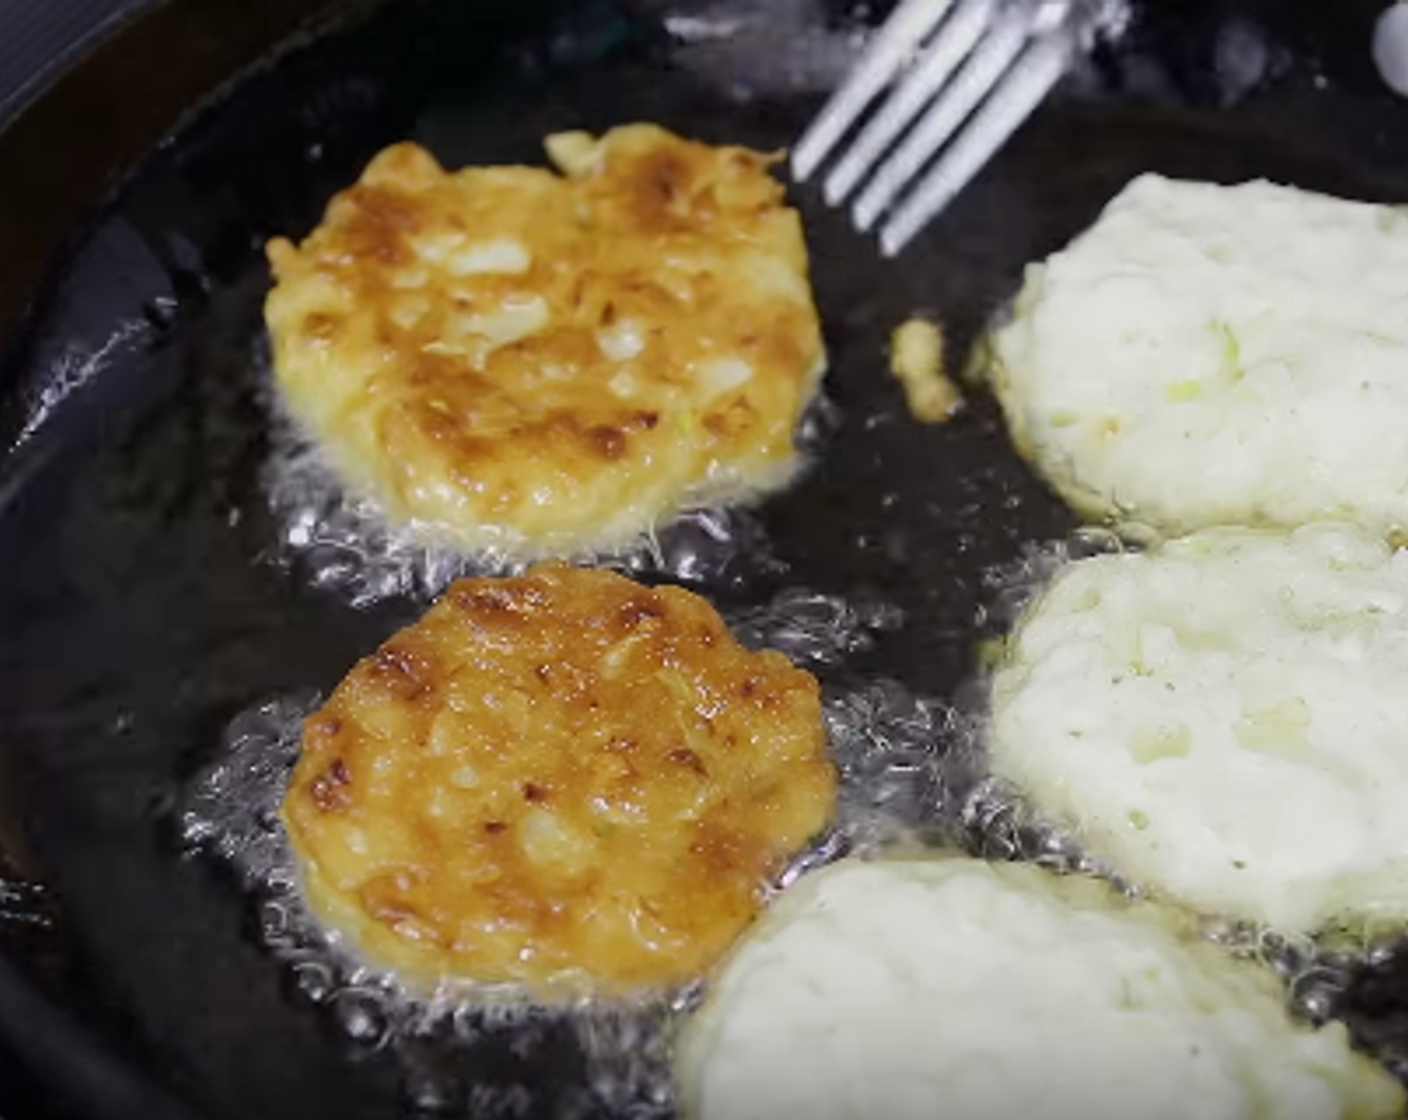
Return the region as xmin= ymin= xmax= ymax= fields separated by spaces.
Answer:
xmin=264 ymin=124 xmax=826 ymax=559
xmin=280 ymin=563 xmax=836 ymax=994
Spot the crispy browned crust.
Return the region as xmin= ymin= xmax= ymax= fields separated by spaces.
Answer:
xmin=264 ymin=125 xmax=825 ymax=556
xmin=281 ymin=563 xmax=835 ymax=994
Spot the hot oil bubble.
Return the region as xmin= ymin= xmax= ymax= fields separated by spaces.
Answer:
xmin=177 ymin=692 xmax=314 ymax=879
xmin=262 ymin=420 xmax=504 ymax=606
xmin=728 ymin=588 xmax=904 ymax=668
xmin=958 ymin=777 xmax=1118 ymax=881
xmin=565 ymin=1000 xmax=680 ymax=1120
xmin=1199 ymin=922 xmax=1369 ymax=1028
xmin=260 ymin=388 xmax=837 ymax=606
xmin=976 ymin=529 xmax=1126 ymax=634
xmin=264 ymin=421 xmax=790 ymax=607
xmin=726 ymin=589 xmax=977 ymax=856
xmin=617 ymin=505 xmax=785 ymax=591
xmin=819 ymin=680 xmax=969 ymax=853
xmin=290 ymin=960 xmax=337 ymax=1006
xmin=1343 ymin=941 xmax=1408 ymax=1081
xmin=331 ymin=985 xmax=394 ymax=1054
xmin=853 ymin=534 xmax=1127 ymax=873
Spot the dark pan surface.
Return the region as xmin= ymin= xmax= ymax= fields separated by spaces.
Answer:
xmin=5 ymin=0 xmax=1408 ymax=1116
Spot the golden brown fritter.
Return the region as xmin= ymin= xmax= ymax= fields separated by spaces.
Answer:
xmin=264 ymin=124 xmax=826 ymax=558
xmin=281 ymin=562 xmax=836 ymax=995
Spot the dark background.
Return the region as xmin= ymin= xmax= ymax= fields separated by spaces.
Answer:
xmin=2 ymin=1 xmax=138 ymax=1111
xmin=1 ymin=0 xmax=152 ymax=1095
xmin=0 ymin=6 xmax=336 ymax=1117
xmin=0 ymin=1049 xmax=60 ymax=1120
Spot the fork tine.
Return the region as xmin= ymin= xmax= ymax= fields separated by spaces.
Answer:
xmin=852 ymin=13 xmax=1030 ymax=233
xmin=822 ymin=0 xmax=995 ymax=207
xmin=791 ymin=0 xmax=955 ymax=184
xmin=879 ymin=32 xmax=1075 ymax=256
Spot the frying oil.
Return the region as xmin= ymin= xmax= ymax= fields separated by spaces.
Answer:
xmin=178 ymin=584 xmax=946 ymax=1118
xmin=260 ymin=388 xmax=840 ymax=607
xmin=180 ymin=520 xmax=1402 ymax=1113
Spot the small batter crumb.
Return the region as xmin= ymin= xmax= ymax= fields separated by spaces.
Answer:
xmin=889 ymin=317 xmax=961 ymax=423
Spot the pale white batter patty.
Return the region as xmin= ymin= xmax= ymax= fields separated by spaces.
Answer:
xmin=989 ymin=524 xmax=1408 ymax=934
xmin=988 ymin=174 xmax=1408 ymax=537
xmin=676 ymin=858 xmax=1401 ymax=1120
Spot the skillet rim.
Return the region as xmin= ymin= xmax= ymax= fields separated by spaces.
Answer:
xmin=0 ymin=2 xmax=379 ymax=1116
xmin=0 ymin=0 xmax=355 ymax=359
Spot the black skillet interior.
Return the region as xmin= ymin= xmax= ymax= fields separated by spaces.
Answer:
xmin=4 ymin=0 xmax=1408 ymax=1117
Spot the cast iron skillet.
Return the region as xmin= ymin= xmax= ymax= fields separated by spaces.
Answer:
xmin=5 ymin=0 xmax=1408 ymax=1117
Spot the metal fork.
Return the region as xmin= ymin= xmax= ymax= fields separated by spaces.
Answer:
xmin=793 ymin=0 xmax=1129 ymax=257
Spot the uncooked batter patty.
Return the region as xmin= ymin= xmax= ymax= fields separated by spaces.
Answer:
xmin=988 ymin=174 xmax=1408 ymax=537
xmin=677 ymin=857 xmax=1402 ymax=1120
xmin=988 ymin=523 xmax=1408 ymax=934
